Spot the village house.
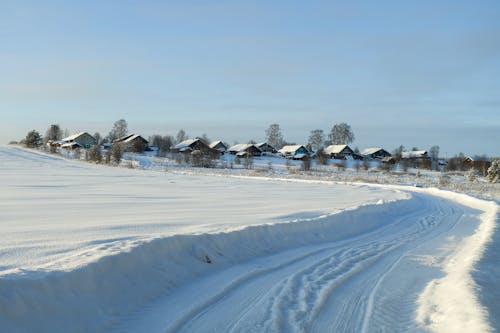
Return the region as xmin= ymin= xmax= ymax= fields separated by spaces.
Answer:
xmin=362 ymin=147 xmax=392 ymax=160
xmin=114 ymin=134 xmax=149 ymax=152
xmin=60 ymin=132 xmax=97 ymax=149
xmin=255 ymin=142 xmax=277 ymax=154
xmin=228 ymin=143 xmax=262 ymax=157
xmin=278 ymin=145 xmax=311 ymax=160
xmin=323 ymin=144 xmax=363 ymax=160
xmin=209 ymin=141 xmax=228 ymax=154
xmin=173 ymin=138 xmax=219 ymax=156
xmin=401 ymin=150 xmax=429 ymax=159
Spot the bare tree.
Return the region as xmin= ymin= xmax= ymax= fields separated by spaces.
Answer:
xmin=265 ymin=123 xmax=284 ymax=149
xmin=429 ymin=145 xmax=439 ymax=160
xmin=87 ymin=146 xmax=102 ymax=163
xmin=308 ymin=129 xmax=324 ymax=152
xmin=111 ymin=143 xmax=123 ymax=164
xmin=108 ymin=119 xmax=128 ymax=142
xmin=176 ymin=129 xmax=188 ymax=144
xmin=328 ymin=123 xmax=355 ymax=145
xmin=301 ymin=155 xmax=311 ymax=171
xmin=44 ymin=124 xmax=62 ymax=144
xmin=315 ymin=148 xmax=329 ymax=165
xmin=93 ymin=132 xmax=102 ymax=146
xmin=200 ymin=133 xmax=210 ymax=145
xmin=150 ymin=135 xmax=174 ymax=157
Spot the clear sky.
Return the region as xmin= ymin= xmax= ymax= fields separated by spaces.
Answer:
xmin=1 ymin=0 xmax=499 ymax=156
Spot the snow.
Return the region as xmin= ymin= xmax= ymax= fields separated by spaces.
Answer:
xmin=0 ymin=146 xmax=498 ymax=333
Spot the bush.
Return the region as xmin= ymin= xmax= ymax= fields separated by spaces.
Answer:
xmin=111 ymin=143 xmax=123 ymax=164
xmin=87 ymin=146 xmax=102 ymax=163
xmin=301 ymin=156 xmax=311 ymax=171
xmin=25 ymin=130 xmax=42 ymax=148
xmin=315 ymin=149 xmax=329 ymax=165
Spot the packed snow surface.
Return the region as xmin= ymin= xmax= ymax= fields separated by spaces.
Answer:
xmin=0 ymin=146 xmax=498 ymax=333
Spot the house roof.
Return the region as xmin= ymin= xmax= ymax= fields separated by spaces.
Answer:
xmin=229 ymin=143 xmax=252 ymax=152
xmin=362 ymin=147 xmax=385 ymax=155
xmin=115 ymin=134 xmax=148 ymax=144
xmin=115 ymin=134 xmax=134 ymax=142
xmin=61 ymin=142 xmax=82 ymax=148
xmin=402 ymin=150 xmax=428 ymax=158
xmin=62 ymin=132 xmax=91 ymax=142
xmin=256 ymin=142 xmax=276 ymax=149
xmin=324 ymin=144 xmax=351 ymax=155
xmin=209 ymin=141 xmax=227 ymax=149
xmin=278 ymin=145 xmax=308 ymax=154
xmin=174 ymin=138 xmax=200 ymax=150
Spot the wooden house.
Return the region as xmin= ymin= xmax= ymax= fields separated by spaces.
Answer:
xmin=173 ymin=138 xmax=219 ymax=157
xmin=362 ymin=147 xmax=392 ymax=160
xmin=114 ymin=134 xmax=149 ymax=152
xmin=61 ymin=132 xmax=96 ymax=149
xmin=401 ymin=150 xmax=429 ymax=159
xmin=278 ymin=145 xmax=311 ymax=160
xmin=323 ymin=145 xmax=356 ymax=160
xmin=256 ymin=142 xmax=277 ymax=154
xmin=228 ymin=143 xmax=262 ymax=157
xmin=209 ymin=141 xmax=228 ymax=154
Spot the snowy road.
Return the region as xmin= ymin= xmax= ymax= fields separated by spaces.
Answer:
xmin=114 ymin=192 xmax=485 ymax=333
xmin=0 ymin=146 xmax=497 ymax=333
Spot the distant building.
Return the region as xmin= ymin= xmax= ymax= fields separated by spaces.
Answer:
xmin=401 ymin=150 xmax=429 ymax=159
xmin=61 ymin=132 xmax=96 ymax=149
xmin=255 ymin=142 xmax=277 ymax=154
xmin=209 ymin=141 xmax=228 ymax=154
xmin=228 ymin=143 xmax=262 ymax=157
xmin=323 ymin=144 xmax=362 ymax=160
xmin=173 ymin=138 xmax=219 ymax=156
xmin=278 ymin=145 xmax=311 ymax=160
xmin=362 ymin=147 xmax=391 ymax=160
xmin=114 ymin=134 xmax=149 ymax=152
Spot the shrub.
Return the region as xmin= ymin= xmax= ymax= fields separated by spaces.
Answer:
xmin=487 ymin=160 xmax=500 ymax=183
xmin=87 ymin=146 xmax=102 ymax=163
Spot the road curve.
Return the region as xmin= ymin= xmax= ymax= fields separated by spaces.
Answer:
xmin=114 ymin=191 xmax=487 ymax=333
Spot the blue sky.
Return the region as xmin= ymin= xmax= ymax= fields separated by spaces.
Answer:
xmin=1 ymin=0 xmax=499 ymax=156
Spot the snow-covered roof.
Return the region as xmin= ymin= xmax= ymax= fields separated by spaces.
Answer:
xmin=209 ymin=141 xmax=227 ymax=149
xmin=62 ymin=132 xmax=90 ymax=142
xmin=278 ymin=145 xmax=308 ymax=154
xmin=61 ymin=142 xmax=82 ymax=148
xmin=115 ymin=134 xmax=147 ymax=144
xmin=174 ymin=139 xmax=199 ymax=150
xmin=229 ymin=143 xmax=252 ymax=152
xmin=402 ymin=150 xmax=428 ymax=158
xmin=324 ymin=145 xmax=350 ymax=155
xmin=362 ymin=147 xmax=385 ymax=155
xmin=122 ymin=134 xmax=142 ymax=143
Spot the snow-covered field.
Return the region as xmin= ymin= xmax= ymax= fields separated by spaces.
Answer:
xmin=0 ymin=146 xmax=498 ymax=332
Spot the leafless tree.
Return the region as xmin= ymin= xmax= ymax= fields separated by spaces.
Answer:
xmin=308 ymin=129 xmax=324 ymax=152
xmin=108 ymin=119 xmax=128 ymax=142
xmin=176 ymin=129 xmax=188 ymax=144
xmin=44 ymin=124 xmax=62 ymax=144
xmin=87 ymin=146 xmax=102 ymax=163
xmin=328 ymin=123 xmax=355 ymax=145
xmin=111 ymin=143 xmax=123 ymax=164
xmin=265 ymin=124 xmax=284 ymax=149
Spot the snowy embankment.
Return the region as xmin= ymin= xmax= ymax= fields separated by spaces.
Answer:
xmin=0 ymin=146 xmax=498 ymax=332
xmin=416 ymin=189 xmax=498 ymax=332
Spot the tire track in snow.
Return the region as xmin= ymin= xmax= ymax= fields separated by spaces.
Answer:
xmin=152 ymin=193 xmax=476 ymax=333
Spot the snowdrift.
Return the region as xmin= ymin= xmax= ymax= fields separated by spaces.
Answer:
xmin=0 ymin=197 xmax=415 ymax=333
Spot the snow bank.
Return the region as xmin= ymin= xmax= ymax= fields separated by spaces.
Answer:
xmin=416 ymin=188 xmax=499 ymax=333
xmin=0 ymin=197 xmax=415 ymax=333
